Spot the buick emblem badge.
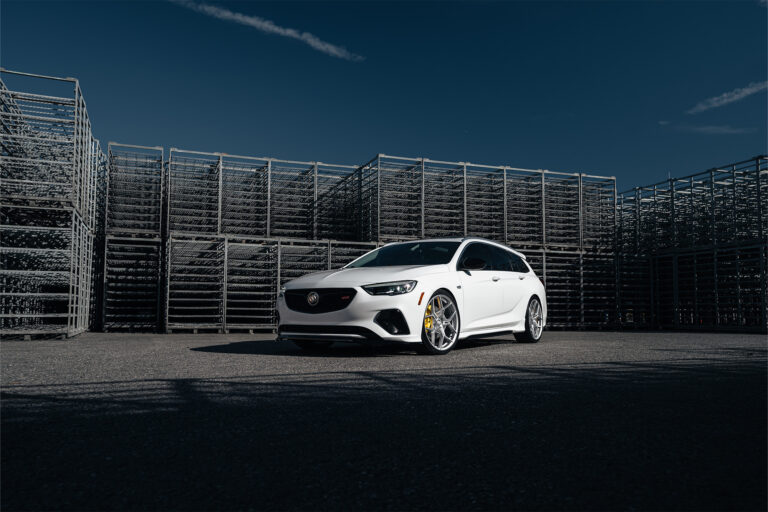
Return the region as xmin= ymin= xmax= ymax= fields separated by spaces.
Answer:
xmin=306 ymin=291 xmax=319 ymax=306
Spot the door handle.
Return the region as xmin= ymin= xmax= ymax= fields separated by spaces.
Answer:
xmin=492 ymin=276 xmax=500 ymax=282
xmin=518 ymin=275 xmax=526 ymax=280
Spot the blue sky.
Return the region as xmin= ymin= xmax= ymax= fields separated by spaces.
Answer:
xmin=2 ymin=0 xmax=766 ymax=189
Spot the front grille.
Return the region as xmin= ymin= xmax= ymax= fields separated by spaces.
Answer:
xmin=284 ymin=288 xmax=357 ymax=314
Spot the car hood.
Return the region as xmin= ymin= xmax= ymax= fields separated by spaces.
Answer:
xmin=284 ymin=264 xmax=449 ymax=289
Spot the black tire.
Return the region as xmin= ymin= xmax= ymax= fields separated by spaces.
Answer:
xmin=420 ymin=290 xmax=461 ymax=355
xmin=293 ymin=340 xmax=334 ymax=351
xmin=514 ymin=296 xmax=543 ymax=343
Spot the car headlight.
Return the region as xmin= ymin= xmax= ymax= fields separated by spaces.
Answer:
xmin=362 ymin=280 xmax=417 ymax=296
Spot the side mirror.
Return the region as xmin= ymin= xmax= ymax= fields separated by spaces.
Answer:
xmin=461 ymin=257 xmax=486 ymax=271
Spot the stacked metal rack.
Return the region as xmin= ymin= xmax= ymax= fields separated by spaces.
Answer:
xmin=354 ymin=154 xmax=618 ymax=328
xmin=102 ymin=144 xmax=164 ymax=331
xmin=617 ymin=156 xmax=767 ymax=332
xmin=160 ymin=149 xmax=619 ymax=331
xmin=165 ymin=148 xmax=373 ymax=332
xmin=1 ymin=69 xmax=103 ymax=338
xmin=166 ymin=236 xmax=377 ymax=332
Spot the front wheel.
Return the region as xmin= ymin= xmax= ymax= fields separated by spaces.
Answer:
xmin=514 ymin=296 xmax=544 ymax=343
xmin=421 ymin=291 xmax=461 ymax=355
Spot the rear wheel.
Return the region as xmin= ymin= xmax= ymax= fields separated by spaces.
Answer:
xmin=514 ymin=296 xmax=544 ymax=343
xmin=421 ymin=291 xmax=460 ymax=355
xmin=293 ymin=340 xmax=334 ymax=351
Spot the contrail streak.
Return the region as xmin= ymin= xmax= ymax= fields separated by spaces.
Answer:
xmin=170 ymin=0 xmax=364 ymax=62
xmin=686 ymin=80 xmax=767 ymax=114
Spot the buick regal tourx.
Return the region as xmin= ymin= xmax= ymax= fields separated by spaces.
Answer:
xmin=276 ymin=237 xmax=547 ymax=354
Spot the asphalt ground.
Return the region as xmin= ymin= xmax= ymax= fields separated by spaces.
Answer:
xmin=1 ymin=331 xmax=766 ymax=511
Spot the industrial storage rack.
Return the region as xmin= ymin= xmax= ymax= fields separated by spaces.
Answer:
xmin=167 ymin=149 xmax=360 ymax=240
xmin=5 ymin=67 xmax=763 ymax=337
xmin=353 ymin=154 xmax=618 ymax=328
xmin=617 ymin=156 xmax=768 ymax=332
xmin=101 ymin=147 xmax=620 ymax=332
xmin=1 ymin=69 xmax=103 ymax=338
xmin=163 ymin=148 xmax=374 ymax=331
xmin=102 ymin=143 xmax=164 ymax=332
xmin=165 ymin=236 xmax=377 ymax=332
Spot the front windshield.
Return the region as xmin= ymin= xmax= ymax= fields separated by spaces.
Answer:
xmin=346 ymin=241 xmax=461 ymax=268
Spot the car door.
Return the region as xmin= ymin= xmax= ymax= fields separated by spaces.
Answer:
xmin=456 ymin=242 xmax=505 ymax=331
xmin=501 ymin=250 xmax=531 ymax=314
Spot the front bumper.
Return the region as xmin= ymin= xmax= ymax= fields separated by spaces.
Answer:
xmin=276 ymin=287 xmax=425 ymax=343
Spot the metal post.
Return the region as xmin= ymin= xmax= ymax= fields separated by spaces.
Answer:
xmin=165 ymin=237 xmax=172 ymax=333
xmin=222 ymin=239 xmax=228 ymax=332
xmin=541 ymin=171 xmax=546 ymax=248
xmin=421 ymin=159 xmax=425 ymax=238
xmin=327 ymin=240 xmax=332 ymax=270
xmin=757 ymin=159 xmax=767 ymax=332
xmin=579 ymin=252 xmax=585 ymax=328
xmin=376 ymin=155 xmax=381 ymax=242
xmin=217 ymin=155 xmax=223 ymax=235
xmin=756 ymin=158 xmax=764 ymax=241
xmin=616 ymin=195 xmax=622 ymax=325
xmin=635 ymin=188 xmax=640 ymax=254
xmin=710 ymin=170 xmax=719 ymax=326
xmin=670 ymin=178 xmax=676 ymax=248
xmin=66 ymin=210 xmax=76 ymax=337
xmin=503 ymin=168 xmax=508 ymax=245
xmin=276 ymin=241 xmax=282 ymax=302
xmin=463 ymin=164 xmax=467 ymax=236
xmin=313 ymin=163 xmax=319 ymax=240
xmin=578 ymin=174 xmax=583 ymax=251
xmin=266 ymin=159 xmax=272 ymax=238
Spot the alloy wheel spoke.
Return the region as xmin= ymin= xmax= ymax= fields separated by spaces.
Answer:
xmin=424 ymin=295 xmax=458 ymax=349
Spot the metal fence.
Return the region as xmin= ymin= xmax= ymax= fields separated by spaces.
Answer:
xmin=1 ymin=70 xmax=103 ymax=338
xmin=617 ymin=156 xmax=768 ymax=332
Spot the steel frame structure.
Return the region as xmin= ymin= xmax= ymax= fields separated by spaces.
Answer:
xmin=1 ymin=69 xmax=103 ymax=338
xmin=3 ymin=67 xmax=763 ymax=337
xmin=355 ymin=154 xmax=616 ymax=249
xmin=167 ymin=149 xmax=360 ymax=240
xmin=617 ymin=156 xmax=768 ymax=332
xmin=160 ymin=150 xmax=618 ymax=331
xmin=165 ymin=236 xmax=377 ymax=332
xmin=102 ymin=143 xmax=164 ymax=332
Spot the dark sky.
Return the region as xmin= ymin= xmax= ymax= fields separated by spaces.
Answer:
xmin=2 ymin=0 xmax=766 ymax=190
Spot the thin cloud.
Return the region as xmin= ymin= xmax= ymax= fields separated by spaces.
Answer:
xmin=170 ymin=0 xmax=364 ymax=62
xmin=678 ymin=124 xmax=753 ymax=135
xmin=686 ymin=81 xmax=767 ymax=114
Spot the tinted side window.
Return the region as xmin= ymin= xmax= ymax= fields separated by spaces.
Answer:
xmin=458 ymin=243 xmax=492 ymax=270
xmin=509 ymin=253 xmax=529 ymax=273
xmin=489 ymin=246 xmax=514 ymax=272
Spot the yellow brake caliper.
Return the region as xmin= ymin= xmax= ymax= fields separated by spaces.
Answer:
xmin=424 ymin=304 xmax=433 ymax=330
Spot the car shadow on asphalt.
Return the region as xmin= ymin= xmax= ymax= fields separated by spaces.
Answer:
xmin=190 ymin=337 xmax=505 ymax=357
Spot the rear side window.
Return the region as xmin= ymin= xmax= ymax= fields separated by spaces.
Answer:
xmin=509 ymin=252 xmax=530 ymax=273
xmin=488 ymin=246 xmax=514 ymax=272
xmin=487 ymin=245 xmax=529 ymax=273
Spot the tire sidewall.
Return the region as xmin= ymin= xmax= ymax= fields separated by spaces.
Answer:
xmin=525 ymin=296 xmax=542 ymax=341
xmin=421 ymin=289 xmax=461 ymax=355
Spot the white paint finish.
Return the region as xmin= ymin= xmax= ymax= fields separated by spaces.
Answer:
xmin=277 ymin=238 xmax=547 ymax=343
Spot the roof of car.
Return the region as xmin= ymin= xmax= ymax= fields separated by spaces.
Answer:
xmin=381 ymin=237 xmax=528 ymax=259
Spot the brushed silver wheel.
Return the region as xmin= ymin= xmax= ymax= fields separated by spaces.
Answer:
xmin=422 ymin=292 xmax=460 ymax=354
